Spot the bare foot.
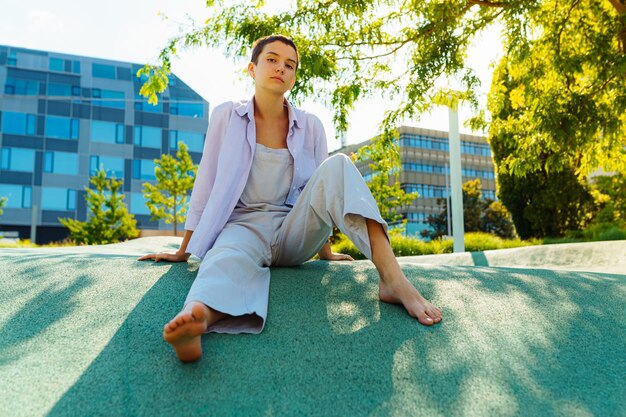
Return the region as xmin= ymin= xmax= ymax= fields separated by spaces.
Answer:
xmin=379 ymin=275 xmax=443 ymax=326
xmin=163 ymin=302 xmax=211 ymax=362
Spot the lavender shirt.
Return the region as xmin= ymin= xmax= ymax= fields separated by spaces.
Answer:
xmin=184 ymin=98 xmax=329 ymax=259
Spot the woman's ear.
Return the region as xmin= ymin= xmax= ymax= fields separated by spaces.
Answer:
xmin=247 ymin=62 xmax=255 ymax=79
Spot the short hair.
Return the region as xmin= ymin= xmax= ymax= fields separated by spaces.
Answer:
xmin=250 ymin=35 xmax=299 ymax=69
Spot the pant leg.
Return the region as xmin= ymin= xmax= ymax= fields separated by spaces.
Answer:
xmin=272 ymin=153 xmax=388 ymax=266
xmin=186 ymin=215 xmax=273 ymax=334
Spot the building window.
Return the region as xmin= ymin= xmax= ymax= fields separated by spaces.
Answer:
xmin=134 ymin=93 xmax=163 ymax=113
xmin=41 ymin=187 xmax=76 ymax=211
xmin=90 ymin=155 xmax=124 ymax=178
xmin=1 ymin=112 xmax=36 ymax=135
xmin=169 ymin=130 xmax=204 ymax=152
xmin=48 ymin=83 xmax=72 ymax=96
xmin=72 ymin=60 xmax=81 ymax=74
xmin=0 ymin=184 xmax=31 ymax=208
xmin=0 ymin=148 xmax=35 ymax=172
xmin=93 ymin=89 xmax=125 ymax=109
xmin=45 ymin=116 xmax=79 ymax=140
xmin=134 ymin=126 xmax=162 ymax=149
xmin=8 ymin=51 xmax=17 ymax=65
xmin=130 ymin=193 xmax=151 ymax=215
xmin=402 ymin=184 xmax=448 ymax=199
xmin=92 ymin=63 xmax=117 ymax=79
xmin=132 ymin=159 xmax=156 ymax=180
xmin=5 ymin=78 xmax=39 ymax=96
xmin=91 ymin=120 xmax=124 ymax=144
xmin=43 ymin=151 xmax=78 ymax=175
xmin=170 ymin=102 xmax=204 ymax=118
xmin=49 ymin=57 xmax=64 ymax=71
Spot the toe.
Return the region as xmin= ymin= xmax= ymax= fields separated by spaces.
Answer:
xmin=416 ymin=310 xmax=434 ymax=326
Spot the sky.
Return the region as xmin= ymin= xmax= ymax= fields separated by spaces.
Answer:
xmin=0 ymin=0 xmax=503 ymax=152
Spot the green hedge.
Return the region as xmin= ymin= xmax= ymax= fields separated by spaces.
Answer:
xmin=331 ymin=232 xmax=541 ymax=260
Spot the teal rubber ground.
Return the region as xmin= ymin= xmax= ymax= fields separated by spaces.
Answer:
xmin=1 ymin=238 xmax=624 ymax=417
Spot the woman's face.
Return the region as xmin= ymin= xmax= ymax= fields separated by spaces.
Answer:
xmin=248 ymin=41 xmax=298 ymax=94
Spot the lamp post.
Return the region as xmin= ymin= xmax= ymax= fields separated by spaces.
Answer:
xmin=448 ymin=101 xmax=465 ymax=253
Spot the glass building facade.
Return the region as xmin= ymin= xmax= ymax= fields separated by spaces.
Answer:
xmin=334 ymin=126 xmax=497 ymax=238
xmin=0 ymin=45 xmax=209 ymax=243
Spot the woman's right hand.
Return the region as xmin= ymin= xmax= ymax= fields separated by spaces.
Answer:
xmin=137 ymin=251 xmax=191 ymax=263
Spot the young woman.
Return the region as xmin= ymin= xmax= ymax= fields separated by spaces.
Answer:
xmin=139 ymin=35 xmax=442 ymax=362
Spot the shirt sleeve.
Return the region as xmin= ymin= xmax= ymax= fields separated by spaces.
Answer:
xmin=313 ymin=115 xmax=329 ymax=168
xmin=184 ymin=102 xmax=233 ymax=231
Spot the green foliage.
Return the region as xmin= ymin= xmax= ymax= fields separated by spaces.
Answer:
xmin=422 ymin=178 xmax=516 ymax=240
xmin=59 ymin=169 xmax=139 ymax=245
xmin=483 ymin=1 xmax=626 ymax=178
xmin=496 ymin=168 xmax=596 ymax=240
xmin=142 ymin=142 xmax=197 ymax=235
xmin=589 ymin=173 xmax=626 ymax=226
xmin=331 ymin=231 xmax=538 ymax=260
xmin=141 ymin=0 xmax=625 ymax=177
xmin=0 ymin=196 xmax=7 ymax=217
xmin=352 ymin=129 xmax=417 ymax=224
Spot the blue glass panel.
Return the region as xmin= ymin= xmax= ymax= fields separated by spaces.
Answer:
xmin=130 ymin=192 xmax=151 ymax=215
xmin=52 ymin=152 xmax=78 ymax=175
xmin=50 ymin=58 xmax=65 ymax=71
xmin=5 ymin=148 xmax=35 ymax=172
xmin=0 ymin=185 xmax=23 ymax=208
xmin=0 ymin=148 xmax=9 ymax=169
xmin=169 ymin=130 xmax=177 ymax=149
xmin=98 ymin=90 xmax=125 ymax=109
xmin=45 ymin=116 xmax=72 ymax=139
xmin=132 ymin=160 xmax=140 ymax=179
xmin=42 ymin=187 xmax=70 ymax=210
xmin=6 ymin=78 xmax=39 ymax=95
xmin=172 ymin=102 xmax=204 ymax=118
xmin=72 ymin=60 xmax=81 ymax=74
xmin=23 ymin=186 xmax=32 ymax=208
xmin=49 ymin=57 xmax=64 ymax=71
xmin=139 ymin=159 xmax=156 ymax=180
xmin=26 ymin=115 xmax=36 ymax=135
xmin=71 ymin=119 xmax=79 ymax=139
xmin=44 ymin=151 xmax=53 ymax=172
xmin=91 ymin=120 xmax=117 ymax=144
xmin=176 ymin=130 xmax=204 ymax=152
xmin=48 ymin=83 xmax=72 ymax=96
xmin=2 ymin=112 xmax=33 ymax=135
xmin=92 ymin=63 xmax=116 ymax=79
xmin=90 ymin=156 xmax=99 ymax=175
xmin=116 ymin=124 xmax=125 ymax=143
xmin=67 ymin=189 xmax=76 ymax=210
xmin=135 ymin=126 xmax=161 ymax=148
xmin=98 ymin=156 xmax=124 ymax=178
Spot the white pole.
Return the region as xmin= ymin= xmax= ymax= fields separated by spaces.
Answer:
xmin=445 ymin=162 xmax=452 ymax=237
xmin=30 ymin=204 xmax=38 ymax=243
xmin=448 ymin=105 xmax=465 ymax=253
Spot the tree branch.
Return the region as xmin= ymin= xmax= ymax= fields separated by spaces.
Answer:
xmin=607 ymin=0 xmax=626 ymax=14
xmin=468 ymin=0 xmax=510 ymax=8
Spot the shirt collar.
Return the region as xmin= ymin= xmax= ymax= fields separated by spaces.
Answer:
xmin=234 ymin=96 xmax=303 ymax=129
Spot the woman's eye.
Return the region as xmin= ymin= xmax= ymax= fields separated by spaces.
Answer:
xmin=286 ymin=65 xmax=294 ymax=70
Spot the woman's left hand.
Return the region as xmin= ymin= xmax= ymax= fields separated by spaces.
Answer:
xmin=319 ymin=252 xmax=355 ymax=261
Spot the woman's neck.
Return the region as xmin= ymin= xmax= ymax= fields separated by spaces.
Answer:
xmin=253 ymin=92 xmax=287 ymax=121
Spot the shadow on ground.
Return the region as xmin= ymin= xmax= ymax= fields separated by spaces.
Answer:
xmin=43 ymin=260 xmax=625 ymax=417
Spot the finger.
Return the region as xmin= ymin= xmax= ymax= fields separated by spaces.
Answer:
xmin=137 ymin=254 xmax=154 ymax=261
xmin=346 ymin=255 xmax=354 ymax=261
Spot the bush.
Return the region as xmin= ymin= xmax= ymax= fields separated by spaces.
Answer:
xmin=330 ymin=231 xmax=538 ymax=259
